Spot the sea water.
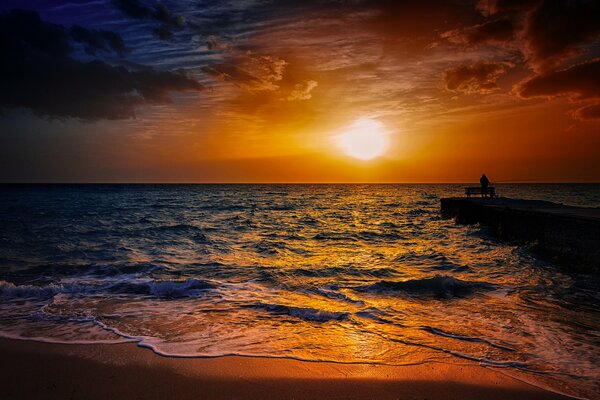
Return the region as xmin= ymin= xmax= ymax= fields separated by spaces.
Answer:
xmin=0 ymin=184 xmax=599 ymax=398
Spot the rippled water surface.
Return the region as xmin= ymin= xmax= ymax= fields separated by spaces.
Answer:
xmin=1 ymin=184 xmax=599 ymax=398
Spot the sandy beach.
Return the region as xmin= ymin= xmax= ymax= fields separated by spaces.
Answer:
xmin=0 ymin=338 xmax=574 ymax=400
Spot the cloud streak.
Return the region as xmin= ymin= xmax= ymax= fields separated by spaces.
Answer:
xmin=203 ymin=54 xmax=288 ymax=92
xmin=444 ymin=62 xmax=511 ymax=94
xmin=111 ymin=0 xmax=185 ymax=40
xmin=442 ymin=18 xmax=518 ymax=47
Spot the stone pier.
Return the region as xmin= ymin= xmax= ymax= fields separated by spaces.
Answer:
xmin=440 ymin=197 xmax=600 ymax=273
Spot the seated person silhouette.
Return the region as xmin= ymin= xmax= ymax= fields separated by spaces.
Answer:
xmin=480 ymin=174 xmax=490 ymax=197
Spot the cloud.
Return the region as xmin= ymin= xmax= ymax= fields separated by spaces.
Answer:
xmin=442 ymin=18 xmax=518 ymax=47
xmin=203 ymin=54 xmax=288 ymax=92
xmin=152 ymin=3 xmax=185 ymax=27
xmin=287 ymin=80 xmax=318 ymax=101
xmin=202 ymin=65 xmax=262 ymax=86
xmin=444 ymin=61 xmax=511 ymax=94
xmin=573 ymin=103 xmax=600 ymax=120
xmin=476 ymin=0 xmax=540 ymax=15
xmin=0 ymin=10 xmax=202 ymax=120
xmin=515 ymin=59 xmax=600 ymax=99
xmin=206 ymin=35 xmax=229 ymax=51
xmin=451 ymin=1 xmax=600 ymax=74
xmin=152 ymin=26 xmax=174 ymax=40
xmin=111 ymin=0 xmax=185 ymax=40
xmin=110 ymin=0 xmax=150 ymax=19
xmin=516 ymin=58 xmax=600 ymax=120
xmin=523 ymin=0 xmax=600 ymax=72
xmin=70 ymin=25 xmax=128 ymax=57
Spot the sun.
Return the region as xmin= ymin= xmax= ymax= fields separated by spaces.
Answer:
xmin=337 ymin=118 xmax=389 ymax=160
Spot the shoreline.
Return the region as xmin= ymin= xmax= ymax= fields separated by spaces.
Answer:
xmin=0 ymin=338 xmax=576 ymax=400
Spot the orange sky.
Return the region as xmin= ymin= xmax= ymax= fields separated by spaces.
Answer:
xmin=0 ymin=1 xmax=599 ymax=182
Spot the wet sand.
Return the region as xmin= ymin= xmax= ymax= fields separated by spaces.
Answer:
xmin=0 ymin=338 xmax=574 ymax=400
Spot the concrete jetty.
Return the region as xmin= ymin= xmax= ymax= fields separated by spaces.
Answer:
xmin=440 ymin=197 xmax=600 ymax=273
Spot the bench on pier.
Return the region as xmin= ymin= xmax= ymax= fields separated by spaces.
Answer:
xmin=465 ymin=186 xmax=496 ymax=198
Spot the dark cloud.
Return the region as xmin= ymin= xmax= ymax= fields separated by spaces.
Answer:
xmin=1 ymin=7 xmax=71 ymax=56
xmin=516 ymin=59 xmax=600 ymax=120
xmin=206 ymin=35 xmax=229 ymax=51
xmin=111 ymin=0 xmax=185 ymax=40
xmin=573 ymin=103 xmax=600 ymax=120
xmin=111 ymin=0 xmax=150 ymax=18
xmin=152 ymin=26 xmax=174 ymax=40
xmin=524 ymin=0 xmax=600 ymax=72
xmin=444 ymin=61 xmax=511 ymax=94
xmin=0 ymin=10 xmax=202 ymax=120
xmin=476 ymin=0 xmax=540 ymax=15
xmin=442 ymin=17 xmax=518 ymax=47
xmin=153 ymin=3 xmax=185 ymax=27
xmin=516 ymin=59 xmax=600 ymax=99
xmin=449 ymin=0 xmax=599 ymax=74
xmin=70 ymin=25 xmax=128 ymax=57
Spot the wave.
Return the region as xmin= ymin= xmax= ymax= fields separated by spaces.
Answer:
xmin=310 ymin=287 xmax=365 ymax=305
xmin=393 ymin=251 xmax=471 ymax=272
xmin=404 ymin=208 xmax=430 ymax=217
xmin=354 ymin=309 xmax=396 ymax=324
xmin=138 ymin=224 xmax=211 ymax=243
xmin=0 ymin=280 xmax=64 ymax=299
xmin=251 ymin=302 xmax=350 ymax=322
xmin=312 ymin=232 xmax=360 ymax=242
xmin=312 ymin=231 xmax=404 ymax=242
xmin=252 ymin=240 xmax=290 ymax=255
xmin=355 ymin=275 xmax=495 ymax=299
xmin=421 ymin=326 xmax=515 ymax=351
xmin=0 ymin=278 xmax=215 ymax=300
xmin=357 ymin=230 xmax=404 ymax=240
xmin=297 ymin=215 xmax=320 ymax=226
xmin=289 ymin=266 xmax=396 ymax=278
xmin=12 ymin=262 xmax=168 ymax=280
xmin=111 ymin=278 xmax=215 ymax=298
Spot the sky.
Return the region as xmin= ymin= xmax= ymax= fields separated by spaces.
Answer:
xmin=0 ymin=0 xmax=599 ymax=183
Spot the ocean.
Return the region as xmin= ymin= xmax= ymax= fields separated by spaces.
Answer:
xmin=1 ymin=184 xmax=599 ymax=398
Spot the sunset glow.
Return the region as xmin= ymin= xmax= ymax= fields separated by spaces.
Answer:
xmin=0 ymin=1 xmax=598 ymax=183
xmin=337 ymin=118 xmax=389 ymax=160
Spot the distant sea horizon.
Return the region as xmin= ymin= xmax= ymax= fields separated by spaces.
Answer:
xmin=2 ymin=181 xmax=600 ymax=184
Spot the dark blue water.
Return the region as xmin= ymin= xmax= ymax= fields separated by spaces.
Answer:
xmin=0 ymin=184 xmax=599 ymax=398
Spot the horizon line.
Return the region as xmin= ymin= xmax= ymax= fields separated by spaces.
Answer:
xmin=1 ymin=181 xmax=599 ymax=185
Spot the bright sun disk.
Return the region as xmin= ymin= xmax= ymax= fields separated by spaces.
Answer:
xmin=337 ymin=118 xmax=389 ymax=160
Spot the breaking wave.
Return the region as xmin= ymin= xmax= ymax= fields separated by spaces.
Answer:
xmin=251 ymin=302 xmax=350 ymax=322
xmin=355 ymin=275 xmax=495 ymax=298
xmin=0 ymin=278 xmax=215 ymax=300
